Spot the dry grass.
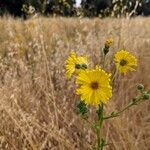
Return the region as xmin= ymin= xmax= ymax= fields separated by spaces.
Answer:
xmin=0 ymin=16 xmax=150 ymax=150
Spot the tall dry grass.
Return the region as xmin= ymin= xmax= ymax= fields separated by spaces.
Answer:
xmin=0 ymin=16 xmax=150 ymax=150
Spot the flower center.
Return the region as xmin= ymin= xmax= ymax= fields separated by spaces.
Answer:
xmin=120 ymin=59 xmax=127 ymax=66
xmin=90 ymin=81 xmax=99 ymax=90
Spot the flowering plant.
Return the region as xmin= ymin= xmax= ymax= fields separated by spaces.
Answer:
xmin=65 ymin=39 xmax=149 ymax=150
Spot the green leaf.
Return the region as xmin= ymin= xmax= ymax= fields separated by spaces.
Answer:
xmin=76 ymin=100 xmax=89 ymax=117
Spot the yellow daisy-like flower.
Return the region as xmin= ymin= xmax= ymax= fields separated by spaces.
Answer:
xmin=105 ymin=38 xmax=113 ymax=47
xmin=76 ymin=67 xmax=112 ymax=105
xmin=65 ymin=52 xmax=88 ymax=79
xmin=114 ymin=50 xmax=137 ymax=73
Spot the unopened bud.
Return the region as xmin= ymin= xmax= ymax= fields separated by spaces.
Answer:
xmin=137 ymin=84 xmax=144 ymax=91
xmin=82 ymin=64 xmax=87 ymax=69
xmin=143 ymin=93 xmax=150 ymax=100
xmin=103 ymin=47 xmax=109 ymax=55
xmin=75 ymin=64 xmax=81 ymax=69
xmin=105 ymin=38 xmax=113 ymax=47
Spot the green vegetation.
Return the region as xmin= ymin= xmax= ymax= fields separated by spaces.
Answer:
xmin=0 ymin=0 xmax=150 ymax=18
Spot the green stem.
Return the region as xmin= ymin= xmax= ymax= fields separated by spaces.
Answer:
xmin=101 ymin=47 xmax=106 ymax=69
xmin=102 ymin=55 xmax=106 ymax=69
xmin=96 ymin=126 xmax=101 ymax=150
xmin=96 ymin=104 xmax=104 ymax=150
xmin=103 ymin=97 xmax=142 ymax=120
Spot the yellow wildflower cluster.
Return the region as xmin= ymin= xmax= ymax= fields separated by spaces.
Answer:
xmin=65 ymin=52 xmax=112 ymax=105
xmin=64 ymin=40 xmax=150 ymax=150
xmin=65 ymin=40 xmax=137 ymax=106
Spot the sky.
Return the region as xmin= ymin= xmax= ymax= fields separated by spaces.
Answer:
xmin=76 ymin=0 xmax=81 ymax=7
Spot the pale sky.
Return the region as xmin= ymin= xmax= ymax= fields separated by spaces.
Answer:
xmin=76 ymin=0 xmax=81 ymax=7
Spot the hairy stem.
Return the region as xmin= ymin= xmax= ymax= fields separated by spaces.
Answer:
xmin=96 ymin=104 xmax=104 ymax=150
xmin=103 ymin=97 xmax=142 ymax=120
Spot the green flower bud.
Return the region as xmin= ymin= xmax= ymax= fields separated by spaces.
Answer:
xmin=75 ymin=64 xmax=81 ymax=69
xmin=143 ymin=93 xmax=150 ymax=100
xmin=81 ymin=64 xmax=87 ymax=69
xmin=103 ymin=47 xmax=109 ymax=55
xmin=137 ymin=84 xmax=144 ymax=91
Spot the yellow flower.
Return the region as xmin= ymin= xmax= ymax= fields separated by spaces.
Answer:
xmin=76 ymin=67 xmax=112 ymax=105
xmin=65 ymin=52 xmax=88 ymax=79
xmin=114 ymin=50 xmax=137 ymax=73
xmin=105 ymin=38 xmax=113 ymax=47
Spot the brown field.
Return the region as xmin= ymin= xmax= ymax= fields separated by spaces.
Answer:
xmin=0 ymin=16 xmax=150 ymax=150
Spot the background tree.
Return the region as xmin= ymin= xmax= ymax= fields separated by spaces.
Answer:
xmin=81 ymin=0 xmax=112 ymax=17
xmin=81 ymin=0 xmax=96 ymax=16
xmin=45 ymin=0 xmax=76 ymax=16
xmin=0 ymin=0 xmax=150 ymax=17
xmin=0 ymin=0 xmax=25 ymax=17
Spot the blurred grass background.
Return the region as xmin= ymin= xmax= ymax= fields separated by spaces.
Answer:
xmin=0 ymin=16 xmax=150 ymax=150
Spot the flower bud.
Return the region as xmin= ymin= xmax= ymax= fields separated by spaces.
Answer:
xmin=103 ymin=47 xmax=109 ymax=55
xmin=82 ymin=64 xmax=87 ymax=69
xmin=105 ymin=38 xmax=113 ymax=47
xmin=137 ymin=84 xmax=144 ymax=91
xmin=75 ymin=64 xmax=81 ymax=69
xmin=143 ymin=93 xmax=150 ymax=100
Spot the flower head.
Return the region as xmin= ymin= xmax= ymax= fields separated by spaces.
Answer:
xmin=105 ymin=38 xmax=113 ymax=47
xmin=76 ymin=67 xmax=112 ymax=105
xmin=114 ymin=50 xmax=137 ymax=73
xmin=65 ymin=52 xmax=88 ymax=79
